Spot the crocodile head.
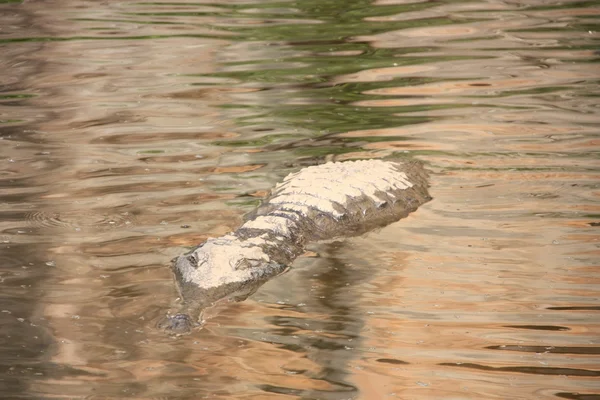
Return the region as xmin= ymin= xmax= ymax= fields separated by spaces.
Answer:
xmin=158 ymin=235 xmax=287 ymax=334
xmin=174 ymin=235 xmax=286 ymax=291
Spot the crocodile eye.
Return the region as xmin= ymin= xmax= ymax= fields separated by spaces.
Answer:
xmin=188 ymin=252 xmax=208 ymax=267
xmin=187 ymin=254 xmax=197 ymax=265
xmin=234 ymin=259 xmax=261 ymax=270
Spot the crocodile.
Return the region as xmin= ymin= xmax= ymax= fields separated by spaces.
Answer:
xmin=159 ymin=159 xmax=431 ymax=334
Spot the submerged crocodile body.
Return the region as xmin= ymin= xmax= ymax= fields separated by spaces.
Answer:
xmin=160 ymin=159 xmax=431 ymax=333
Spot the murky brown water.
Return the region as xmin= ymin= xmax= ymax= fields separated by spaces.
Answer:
xmin=1 ymin=0 xmax=599 ymax=399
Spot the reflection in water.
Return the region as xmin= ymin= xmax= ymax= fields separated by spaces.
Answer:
xmin=0 ymin=0 xmax=599 ymax=399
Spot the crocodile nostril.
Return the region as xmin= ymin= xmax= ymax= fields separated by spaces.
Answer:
xmin=157 ymin=313 xmax=195 ymax=335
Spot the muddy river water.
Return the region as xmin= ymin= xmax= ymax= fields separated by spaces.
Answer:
xmin=1 ymin=0 xmax=599 ymax=399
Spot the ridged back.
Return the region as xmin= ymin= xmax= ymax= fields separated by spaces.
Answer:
xmin=252 ymin=159 xmax=431 ymax=241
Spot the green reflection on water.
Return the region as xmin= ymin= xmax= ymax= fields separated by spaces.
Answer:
xmin=270 ymin=106 xmax=431 ymax=135
xmin=212 ymin=134 xmax=298 ymax=147
xmin=0 ymin=34 xmax=224 ymax=44
xmin=72 ymin=18 xmax=181 ymax=25
xmin=137 ymin=150 xmax=165 ymax=154
xmin=519 ymin=0 xmax=599 ymax=11
xmin=210 ymin=56 xmax=480 ymax=85
xmin=199 ymin=53 xmax=493 ymax=141
xmin=226 ymin=199 xmax=261 ymax=208
xmin=148 ymin=1 xmax=488 ymax=153
xmin=468 ymin=86 xmax=576 ymax=98
xmin=0 ymin=94 xmax=36 ymax=99
xmin=293 ymin=146 xmax=358 ymax=157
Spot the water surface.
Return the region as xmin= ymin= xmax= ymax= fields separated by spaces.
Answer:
xmin=0 ymin=0 xmax=599 ymax=399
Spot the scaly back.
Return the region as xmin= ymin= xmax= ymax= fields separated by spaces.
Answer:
xmin=248 ymin=159 xmax=431 ymax=241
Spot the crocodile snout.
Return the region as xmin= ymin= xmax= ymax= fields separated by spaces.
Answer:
xmin=157 ymin=313 xmax=198 ymax=335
